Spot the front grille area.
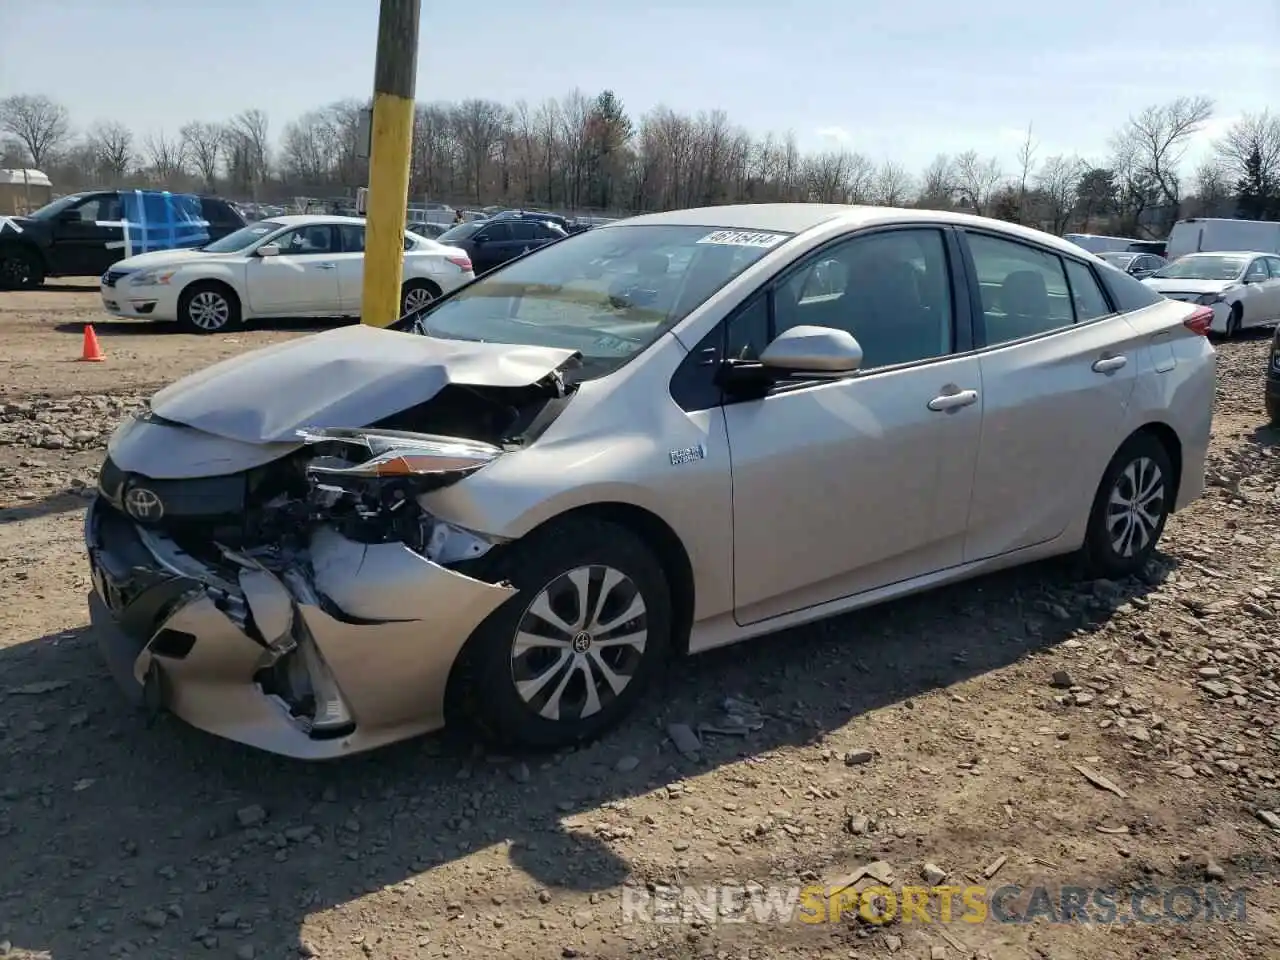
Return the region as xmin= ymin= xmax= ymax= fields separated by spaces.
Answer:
xmin=103 ymin=269 xmax=130 ymax=287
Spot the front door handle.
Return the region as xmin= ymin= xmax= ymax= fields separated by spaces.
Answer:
xmin=927 ymin=389 xmax=979 ymax=412
xmin=315 ymin=262 xmax=336 ymax=270
xmin=1092 ymin=355 xmax=1127 ymax=373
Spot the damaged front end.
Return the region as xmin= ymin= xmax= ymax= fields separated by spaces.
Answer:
xmin=86 ymin=361 xmax=576 ymax=758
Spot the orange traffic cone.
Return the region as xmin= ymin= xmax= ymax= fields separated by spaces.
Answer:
xmin=79 ymin=324 xmax=105 ymax=362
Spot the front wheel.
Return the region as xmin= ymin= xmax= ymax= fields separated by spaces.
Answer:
xmin=178 ymin=282 xmax=240 ymax=334
xmin=1225 ymin=304 xmax=1243 ymax=338
xmin=0 ymin=246 xmax=45 ymax=290
xmin=1080 ymin=433 xmax=1174 ymax=579
xmin=450 ymin=517 xmax=672 ymax=750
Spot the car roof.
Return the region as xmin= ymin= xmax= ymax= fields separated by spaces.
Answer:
xmin=610 ymin=203 xmax=1113 ymax=259
xmin=264 ymin=214 xmax=367 ymax=227
xmin=1178 ymin=250 xmax=1272 ymax=257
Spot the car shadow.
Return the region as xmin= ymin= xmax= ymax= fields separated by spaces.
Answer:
xmin=0 ymin=551 xmax=1177 ymax=957
xmin=33 ymin=283 xmax=99 ymax=294
xmin=0 ymin=489 xmax=91 ymax=525
xmin=50 ymin=317 xmax=357 ymax=337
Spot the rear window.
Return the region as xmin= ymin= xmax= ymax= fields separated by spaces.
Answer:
xmin=1096 ymin=261 xmax=1164 ymax=312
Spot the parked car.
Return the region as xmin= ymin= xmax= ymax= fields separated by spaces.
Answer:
xmin=99 ymin=214 xmax=474 ymax=333
xmin=408 ymin=219 xmax=449 ymax=239
xmin=1266 ymin=326 xmax=1280 ymax=425
xmin=1141 ymin=251 xmax=1280 ymax=337
xmin=487 ymin=209 xmax=572 ymax=231
xmin=436 ymin=216 xmax=566 ymax=274
xmin=0 ymin=190 xmax=245 ymax=289
xmin=86 ymin=203 xmax=1215 ymax=759
xmin=1166 ymin=218 xmax=1280 ymax=261
xmin=1063 ymin=233 xmax=1144 ymax=255
xmin=1098 ymin=251 xmax=1166 ymax=280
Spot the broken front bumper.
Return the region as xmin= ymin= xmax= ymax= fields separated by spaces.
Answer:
xmin=84 ymin=495 xmax=515 ymax=760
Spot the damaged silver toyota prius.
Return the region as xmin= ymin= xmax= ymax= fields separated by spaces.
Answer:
xmin=86 ymin=204 xmax=1214 ymax=759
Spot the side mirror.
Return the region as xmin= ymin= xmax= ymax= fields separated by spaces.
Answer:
xmin=760 ymin=325 xmax=864 ymax=374
xmin=257 ymin=244 xmax=280 ymax=257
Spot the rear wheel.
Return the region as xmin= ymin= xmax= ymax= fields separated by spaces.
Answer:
xmin=400 ymin=279 xmax=440 ymax=317
xmin=178 ymin=281 xmax=240 ymax=334
xmin=1266 ymin=389 xmax=1280 ymax=427
xmin=450 ymin=517 xmax=671 ymax=750
xmin=0 ymin=245 xmax=45 ymax=290
xmin=1080 ymin=433 xmax=1174 ymax=579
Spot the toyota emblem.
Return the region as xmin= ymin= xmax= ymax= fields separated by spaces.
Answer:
xmin=124 ymin=486 xmax=164 ymax=521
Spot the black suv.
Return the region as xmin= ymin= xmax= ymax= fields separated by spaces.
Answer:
xmin=0 ymin=190 xmax=245 ymax=289
xmin=436 ymin=216 xmax=567 ymax=274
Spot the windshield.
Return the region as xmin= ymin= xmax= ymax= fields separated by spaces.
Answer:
xmin=416 ymin=223 xmax=792 ymax=377
xmin=438 ymin=222 xmax=482 ymax=242
xmin=1099 ymin=253 xmax=1137 ymax=267
xmin=1152 ymin=255 xmax=1246 ymax=281
xmin=26 ymin=195 xmax=81 ymax=219
xmin=201 ymin=220 xmax=284 ymax=253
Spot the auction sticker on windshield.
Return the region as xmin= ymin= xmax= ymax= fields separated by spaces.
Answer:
xmin=697 ymin=230 xmax=787 ymax=248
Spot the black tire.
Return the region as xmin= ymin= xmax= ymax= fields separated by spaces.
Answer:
xmin=177 ymin=281 xmax=241 ymax=334
xmin=1080 ymin=432 xmax=1174 ymax=579
xmin=400 ymin=279 xmax=440 ymax=317
xmin=1225 ymin=303 xmax=1242 ymax=338
xmin=1266 ymin=390 xmax=1280 ymax=427
xmin=0 ymin=245 xmax=45 ymax=290
xmin=450 ymin=516 xmax=672 ymax=750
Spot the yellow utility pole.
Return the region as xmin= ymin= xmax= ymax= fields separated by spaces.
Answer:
xmin=361 ymin=0 xmax=420 ymax=327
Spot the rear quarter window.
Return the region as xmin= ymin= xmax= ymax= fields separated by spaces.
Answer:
xmin=1096 ymin=261 xmax=1164 ymax=312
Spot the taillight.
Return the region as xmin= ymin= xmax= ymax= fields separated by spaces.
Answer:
xmin=446 ymin=255 xmax=472 ymax=272
xmin=1183 ymin=306 xmax=1213 ymax=336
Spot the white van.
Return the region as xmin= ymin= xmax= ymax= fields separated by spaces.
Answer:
xmin=1167 ymin=218 xmax=1280 ymax=260
xmin=1063 ymin=233 xmax=1143 ymax=254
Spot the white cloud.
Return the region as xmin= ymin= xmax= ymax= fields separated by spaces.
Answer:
xmin=815 ymin=126 xmax=853 ymax=145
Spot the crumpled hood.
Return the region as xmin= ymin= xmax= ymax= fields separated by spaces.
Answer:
xmin=149 ymin=324 xmax=578 ymax=444
xmin=1143 ymin=277 xmax=1236 ymax=297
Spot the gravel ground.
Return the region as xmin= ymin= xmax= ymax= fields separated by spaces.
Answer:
xmin=2 ymin=281 xmax=1279 ymax=960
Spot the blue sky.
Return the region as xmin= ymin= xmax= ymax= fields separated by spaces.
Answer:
xmin=1 ymin=0 xmax=1276 ymax=175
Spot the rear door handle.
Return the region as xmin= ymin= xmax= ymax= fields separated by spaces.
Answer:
xmin=927 ymin=389 xmax=979 ymax=412
xmin=1092 ymin=355 xmax=1127 ymax=373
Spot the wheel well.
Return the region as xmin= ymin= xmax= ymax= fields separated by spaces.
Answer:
xmin=403 ymin=277 xmax=442 ymax=298
xmin=180 ymin=278 xmax=240 ymax=310
xmin=0 ymin=240 xmax=47 ymax=270
xmin=523 ymin=502 xmax=696 ymax=656
xmin=1128 ymin=422 xmax=1183 ymax=504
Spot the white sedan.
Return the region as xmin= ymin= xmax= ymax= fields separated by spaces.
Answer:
xmin=99 ymin=214 xmax=475 ymax=333
xmin=1141 ymin=251 xmax=1280 ymax=337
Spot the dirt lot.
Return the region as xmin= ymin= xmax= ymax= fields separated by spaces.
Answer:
xmin=2 ymin=280 xmax=1279 ymax=960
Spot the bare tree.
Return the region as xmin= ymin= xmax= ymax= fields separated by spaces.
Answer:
xmin=954 ymin=150 xmax=1004 ymax=216
xmin=85 ymin=121 xmax=135 ymax=179
xmin=871 ymin=160 xmax=914 ymax=206
xmin=1015 ymin=123 xmax=1037 ymax=224
xmin=0 ymin=94 xmax=71 ymax=167
xmin=1213 ymin=111 xmax=1280 ymax=191
xmin=180 ymin=122 xmax=225 ymax=190
xmin=1035 ymin=155 xmax=1086 ymax=234
xmin=226 ymin=109 xmax=271 ymax=197
xmin=1191 ymin=160 xmax=1232 ymax=217
xmin=1111 ymin=96 xmax=1214 ymax=227
xmin=144 ymin=130 xmax=188 ymax=185
xmin=453 ymin=99 xmax=509 ymax=204
xmin=918 ymin=154 xmax=955 ymax=208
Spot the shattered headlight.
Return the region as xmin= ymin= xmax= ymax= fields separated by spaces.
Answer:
xmin=296 ymin=428 xmax=502 ymax=479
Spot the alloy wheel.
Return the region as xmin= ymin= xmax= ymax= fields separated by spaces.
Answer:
xmin=1105 ymin=456 xmax=1165 ymax=558
xmin=509 ymin=565 xmax=649 ymax=722
xmin=189 ymin=291 xmax=230 ymax=330
xmin=403 ymin=285 xmax=434 ymax=313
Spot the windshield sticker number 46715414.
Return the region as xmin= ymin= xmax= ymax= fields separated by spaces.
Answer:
xmin=696 ymin=230 xmax=787 ymax=249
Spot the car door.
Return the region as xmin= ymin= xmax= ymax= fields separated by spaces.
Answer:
xmin=52 ymin=193 xmax=124 ymax=276
xmin=1241 ymin=258 xmax=1272 ymax=326
xmin=509 ymin=220 xmax=545 ymax=258
xmin=333 ymin=224 xmax=367 ymax=313
xmin=720 ymin=225 xmax=984 ymax=626
xmin=959 ymin=229 xmax=1141 ymax=563
xmin=471 ymin=220 xmax=515 ymax=273
xmin=245 ymin=224 xmax=341 ymax=315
